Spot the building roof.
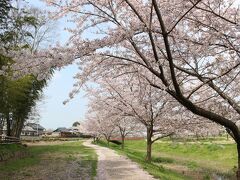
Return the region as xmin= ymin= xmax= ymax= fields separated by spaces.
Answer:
xmin=27 ymin=123 xmax=45 ymax=131
xmin=22 ymin=126 xmax=36 ymax=132
xmin=53 ymin=127 xmax=70 ymax=132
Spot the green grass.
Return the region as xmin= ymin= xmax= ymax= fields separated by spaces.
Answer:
xmin=96 ymin=140 xmax=190 ymax=180
xmin=0 ymin=141 xmax=97 ymax=179
xmin=162 ymin=134 xmax=231 ymax=143
xmin=96 ymin=138 xmax=237 ymax=179
xmin=151 ymin=141 xmax=236 ymax=172
xmin=0 ymin=144 xmax=29 ymax=168
xmin=0 ymin=144 xmax=27 ymax=156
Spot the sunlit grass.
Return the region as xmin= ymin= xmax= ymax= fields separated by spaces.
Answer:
xmin=96 ymin=137 xmax=237 ymax=179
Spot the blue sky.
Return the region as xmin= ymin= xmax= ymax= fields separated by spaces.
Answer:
xmin=27 ymin=0 xmax=88 ymax=129
xmin=38 ymin=65 xmax=88 ymax=129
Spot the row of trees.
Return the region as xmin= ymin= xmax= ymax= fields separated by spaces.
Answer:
xmin=83 ymin=74 xmax=222 ymax=162
xmin=0 ymin=0 xmax=54 ymax=137
xmin=2 ymin=0 xmax=240 ymax=178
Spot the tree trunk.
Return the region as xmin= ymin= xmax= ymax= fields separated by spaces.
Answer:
xmin=10 ymin=120 xmax=17 ymax=137
xmin=107 ymin=137 xmax=110 ymax=146
xmin=11 ymin=117 xmax=20 ymax=137
xmin=6 ymin=113 xmax=11 ymax=136
xmin=15 ymin=118 xmax=24 ymax=138
xmin=121 ymin=134 xmax=125 ymax=150
xmin=196 ymin=132 xmax=199 ymax=141
xmin=237 ymin=143 xmax=240 ymax=180
xmin=0 ymin=117 xmax=4 ymax=135
xmin=146 ymin=127 xmax=152 ymax=162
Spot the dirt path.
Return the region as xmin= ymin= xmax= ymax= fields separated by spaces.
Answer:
xmin=83 ymin=140 xmax=156 ymax=180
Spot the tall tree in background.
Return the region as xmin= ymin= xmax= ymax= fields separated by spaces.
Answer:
xmin=0 ymin=0 xmax=54 ymax=137
xmin=72 ymin=121 xmax=80 ymax=127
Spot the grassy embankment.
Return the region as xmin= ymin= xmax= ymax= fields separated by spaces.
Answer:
xmin=0 ymin=140 xmax=97 ymax=180
xmin=97 ymin=137 xmax=237 ymax=180
xmin=0 ymin=144 xmax=28 ymax=161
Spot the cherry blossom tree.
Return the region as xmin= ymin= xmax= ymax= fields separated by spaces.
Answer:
xmin=87 ymin=74 xmax=220 ymax=161
xmin=86 ymin=84 xmax=145 ymax=149
xmin=84 ymin=118 xmax=101 ymax=142
xmin=114 ymin=117 xmax=143 ymax=150
xmin=3 ymin=0 xmax=240 ymax=177
xmin=87 ymin=74 xmax=195 ymax=162
xmin=38 ymin=0 xmax=240 ymax=176
xmin=85 ymin=99 xmax=117 ymax=146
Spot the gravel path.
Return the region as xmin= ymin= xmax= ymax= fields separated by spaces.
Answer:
xmin=83 ymin=140 xmax=156 ymax=180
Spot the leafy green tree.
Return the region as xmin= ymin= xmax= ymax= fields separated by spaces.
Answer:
xmin=0 ymin=0 xmax=11 ymax=31
xmin=72 ymin=121 xmax=80 ymax=127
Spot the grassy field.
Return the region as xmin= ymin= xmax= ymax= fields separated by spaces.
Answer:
xmin=0 ymin=140 xmax=97 ymax=180
xmin=97 ymin=138 xmax=237 ymax=180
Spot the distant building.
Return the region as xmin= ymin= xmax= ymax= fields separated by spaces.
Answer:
xmin=51 ymin=127 xmax=86 ymax=137
xmin=53 ymin=127 xmax=69 ymax=133
xmin=21 ymin=126 xmax=37 ymax=136
xmin=51 ymin=127 xmax=70 ymax=137
xmin=42 ymin=129 xmax=54 ymax=136
xmin=27 ymin=123 xmax=45 ymax=135
xmin=21 ymin=123 xmax=45 ymax=136
xmin=68 ymin=127 xmax=80 ymax=133
xmin=0 ymin=123 xmax=45 ymax=137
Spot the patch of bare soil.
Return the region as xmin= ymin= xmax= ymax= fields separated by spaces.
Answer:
xmin=25 ymin=141 xmax=74 ymax=146
xmin=2 ymin=157 xmax=92 ymax=180
xmin=0 ymin=142 xmax=93 ymax=180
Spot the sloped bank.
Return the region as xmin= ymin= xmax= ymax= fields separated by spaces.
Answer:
xmin=0 ymin=144 xmax=29 ymax=162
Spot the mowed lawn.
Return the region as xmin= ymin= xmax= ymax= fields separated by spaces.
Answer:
xmin=0 ymin=140 xmax=97 ymax=180
xmin=97 ymin=138 xmax=237 ymax=180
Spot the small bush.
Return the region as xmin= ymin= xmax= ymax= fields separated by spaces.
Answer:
xmin=109 ymin=140 xmax=122 ymax=145
xmin=152 ymin=157 xmax=174 ymax=164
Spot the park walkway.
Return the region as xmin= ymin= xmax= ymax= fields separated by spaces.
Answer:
xmin=83 ymin=140 xmax=156 ymax=180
